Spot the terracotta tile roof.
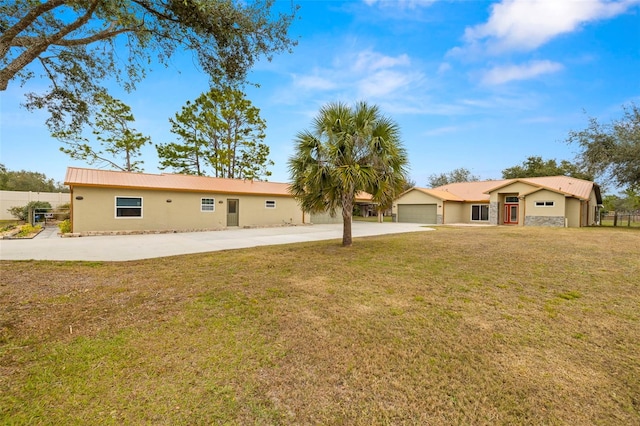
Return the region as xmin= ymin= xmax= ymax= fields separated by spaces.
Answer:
xmin=65 ymin=167 xmax=292 ymax=196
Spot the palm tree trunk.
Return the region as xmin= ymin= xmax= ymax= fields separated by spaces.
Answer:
xmin=342 ymin=195 xmax=353 ymax=247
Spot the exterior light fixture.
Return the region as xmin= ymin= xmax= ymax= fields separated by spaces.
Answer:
xmin=75 ymin=196 xmax=84 ymax=200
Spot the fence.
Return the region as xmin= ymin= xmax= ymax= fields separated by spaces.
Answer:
xmin=0 ymin=190 xmax=71 ymax=221
xmin=600 ymin=212 xmax=640 ymax=227
xmin=31 ymin=207 xmax=71 ymax=227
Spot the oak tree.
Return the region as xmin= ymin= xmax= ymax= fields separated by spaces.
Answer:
xmin=567 ymin=103 xmax=640 ymax=190
xmin=502 ymin=156 xmax=592 ymax=180
xmin=1 ymin=0 xmax=298 ymax=132
xmin=428 ymin=168 xmax=479 ymax=188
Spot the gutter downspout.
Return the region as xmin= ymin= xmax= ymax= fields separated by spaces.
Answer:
xmin=69 ymin=186 xmax=74 ymax=233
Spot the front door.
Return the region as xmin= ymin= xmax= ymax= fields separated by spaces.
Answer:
xmin=227 ymin=199 xmax=239 ymax=226
xmin=504 ymin=204 xmax=518 ymax=224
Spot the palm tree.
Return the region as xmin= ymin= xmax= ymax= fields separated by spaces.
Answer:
xmin=288 ymin=101 xmax=409 ymax=246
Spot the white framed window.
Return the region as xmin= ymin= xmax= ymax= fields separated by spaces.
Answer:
xmin=201 ymin=198 xmax=215 ymax=212
xmin=116 ymin=197 xmax=142 ymax=218
xmin=505 ymin=196 xmax=519 ymax=203
xmin=265 ymin=200 xmax=276 ymax=209
xmin=535 ymin=201 xmax=555 ymax=207
xmin=471 ymin=204 xmax=489 ymax=221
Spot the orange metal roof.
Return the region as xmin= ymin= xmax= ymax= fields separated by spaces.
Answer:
xmin=484 ymin=176 xmax=597 ymax=200
xmin=432 ymin=180 xmax=510 ymax=202
xmin=64 ymin=167 xmax=375 ymax=201
xmin=411 ymin=176 xmax=598 ymax=202
xmin=65 ymin=167 xmax=293 ymax=196
xmin=411 ymin=187 xmax=465 ymax=202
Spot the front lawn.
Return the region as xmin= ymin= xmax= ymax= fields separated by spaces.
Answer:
xmin=1 ymin=227 xmax=639 ymax=424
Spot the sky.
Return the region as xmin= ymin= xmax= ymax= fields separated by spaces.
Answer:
xmin=1 ymin=0 xmax=639 ymax=190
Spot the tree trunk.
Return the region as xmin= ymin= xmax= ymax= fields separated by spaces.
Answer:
xmin=342 ymin=196 xmax=353 ymax=247
xmin=614 ymin=212 xmax=618 ymax=227
xmin=378 ymin=208 xmax=383 ymax=223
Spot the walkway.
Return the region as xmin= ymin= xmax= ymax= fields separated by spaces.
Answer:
xmin=0 ymin=222 xmax=433 ymax=261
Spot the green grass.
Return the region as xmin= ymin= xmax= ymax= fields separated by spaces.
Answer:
xmin=353 ymin=215 xmax=393 ymax=222
xmin=1 ymin=227 xmax=639 ymax=424
xmin=600 ymin=218 xmax=640 ymax=228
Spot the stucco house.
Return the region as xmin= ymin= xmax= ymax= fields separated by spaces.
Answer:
xmin=65 ymin=167 xmax=312 ymax=234
xmin=392 ymin=176 xmax=602 ymax=227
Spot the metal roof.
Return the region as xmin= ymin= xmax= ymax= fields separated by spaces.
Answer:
xmin=485 ymin=176 xmax=598 ymax=201
xmin=65 ymin=167 xmax=293 ymax=196
xmin=410 ymin=176 xmax=599 ymax=202
xmin=64 ymin=167 xmax=374 ymax=201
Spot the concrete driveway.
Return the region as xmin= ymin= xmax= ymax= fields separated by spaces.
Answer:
xmin=0 ymin=222 xmax=433 ymax=261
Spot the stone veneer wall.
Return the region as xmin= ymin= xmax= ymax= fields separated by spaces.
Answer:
xmin=524 ymin=216 xmax=565 ymax=227
xmin=437 ymin=214 xmax=443 ymax=225
xmin=489 ymin=202 xmax=499 ymax=225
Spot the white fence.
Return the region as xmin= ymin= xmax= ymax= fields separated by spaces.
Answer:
xmin=0 ymin=190 xmax=71 ymax=221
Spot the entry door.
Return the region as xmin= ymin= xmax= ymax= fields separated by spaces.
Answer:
xmin=504 ymin=204 xmax=518 ymax=224
xmin=227 ymin=199 xmax=239 ymax=226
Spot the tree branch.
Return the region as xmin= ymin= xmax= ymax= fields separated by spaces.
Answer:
xmin=11 ymin=24 xmax=137 ymax=48
xmin=1 ymin=0 xmax=101 ymax=90
xmin=0 ymin=0 xmax=66 ymax=59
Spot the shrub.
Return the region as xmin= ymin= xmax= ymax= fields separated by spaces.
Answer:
xmin=58 ymin=219 xmax=72 ymax=234
xmin=55 ymin=203 xmax=71 ymax=220
xmin=7 ymin=201 xmax=52 ymax=221
xmin=0 ymin=223 xmax=18 ymax=233
xmin=16 ymin=224 xmax=41 ymax=237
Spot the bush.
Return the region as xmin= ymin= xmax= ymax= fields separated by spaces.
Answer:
xmin=16 ymin=224 xmax=41 ymax=237
xmin=58 ymin=219 xmax=72 ymax=234
xmin=56 ymin=203 xmax=71 ymax=220
xmin=7 ymin=201 xmax=52 ymax=221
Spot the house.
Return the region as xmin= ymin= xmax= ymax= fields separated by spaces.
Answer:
xmin=392 ymin=176 xmax=602 ymax=227
xmin=64 ymin=167 xmax=311 ymax=234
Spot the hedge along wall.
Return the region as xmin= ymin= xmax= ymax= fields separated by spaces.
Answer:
xmin=0 ymin=190 xmax=71 ymax=220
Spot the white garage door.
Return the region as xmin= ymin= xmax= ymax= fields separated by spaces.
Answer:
xmin=398 ymin=204 xmax=437 ymax=224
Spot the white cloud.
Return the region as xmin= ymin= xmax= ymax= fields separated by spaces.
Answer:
xmin=437 ymin=62 xmax=451 ymax=74
xmin=357 ymin=69 xmax=417 ymax=98
xmin=292 ymin=74 xmax=337 ymax=91
xmin=481 ymin=60 xmax=564 ymax=85
xmin=352 ymin=50 xmax=410 ymax=73
xmin=423 ymin=126 xmax=461 ymax=136
xmin=363 ymin=0 xmax=435 ymax=9
xmin=462 ymin=0 xmax=638 ymax=53
xmin=282 ymin=48 xmax=423 ymax=104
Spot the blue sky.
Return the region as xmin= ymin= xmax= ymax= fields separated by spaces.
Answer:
xmin=1 ymin=0 xmax=639 ymax=189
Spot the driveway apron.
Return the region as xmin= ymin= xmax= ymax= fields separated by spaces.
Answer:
xmin=0 ymin=222 xmax=433 ymax=261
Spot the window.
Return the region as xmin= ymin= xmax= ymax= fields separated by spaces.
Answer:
xmin=505 ymin=196 xmax=519 ymax=203
xmin=471 ymin=204 xmax=489 ymax=221
xmin=265 ymin=200 xmax=276 ymax=209
xmin=201 ymin=198 xmax=215 ymax=212
xmin=535 ymin=201 xmax=554 ymax=207
xmin=116 ymin=197 xmax=142 ymax=218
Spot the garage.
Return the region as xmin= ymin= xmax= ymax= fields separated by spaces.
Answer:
xmin=397 ymin=204 xmax=437 ymax=224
